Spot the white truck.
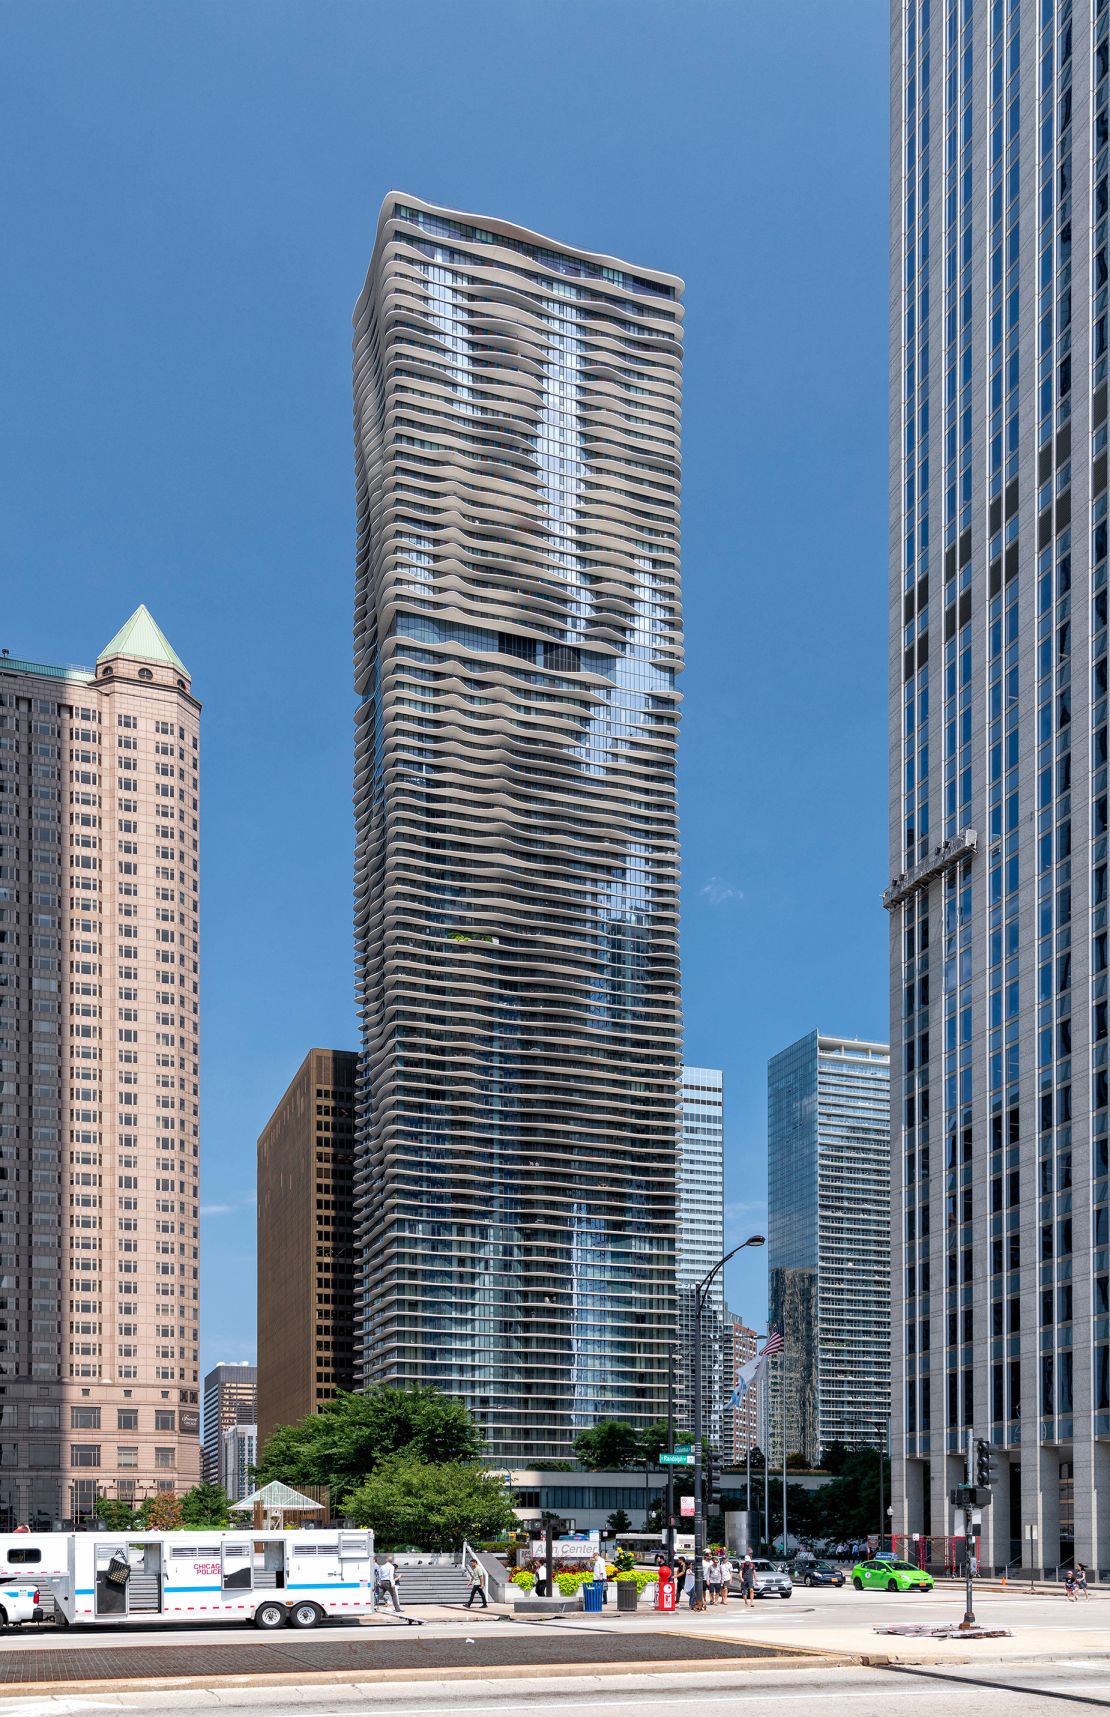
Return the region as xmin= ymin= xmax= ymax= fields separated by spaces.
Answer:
xmin=0 ymin=1581 xmax=44 ymax=1627
xmin=50 ymin=1528 xmax=378 ymax=1629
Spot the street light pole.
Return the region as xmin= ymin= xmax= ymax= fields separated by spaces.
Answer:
xmin=692 ymin=1235 xmax=765 ymax=1608
xmin=665 ymin=1343 xmax=675 ymax=1568
xmin=876 ymin=1420 xmax=887 ymax=1553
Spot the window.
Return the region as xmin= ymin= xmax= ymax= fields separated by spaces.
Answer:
xmin=29 ymin=1406 xmax=59 ymax=1429
xmin=5 ymin=1548 xmax=41 ymax=1565
xmin=70 ymin=1406 xmax=100 ymax=1429
xmin=117 ymin=1408 xmax=138 ymax=1430
xmin=117 ymin=1446 xmax=138 ymax=1468
xmin=154 ymin=1447 xmax=175 ymax=1469
xmin=154 ymin=1409 xmax=175 ymax=1432
xmin=71 ymin=1444 xmax=101 ymax=1468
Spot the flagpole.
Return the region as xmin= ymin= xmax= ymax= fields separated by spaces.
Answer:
xmin=781 ymin=1348 xmax=787 ymax=1558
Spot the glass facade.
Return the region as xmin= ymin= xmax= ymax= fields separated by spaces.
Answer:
xmin=890 ymin=0 xmax=1110 ymax=1570
xmin=351 ymin=196 xmax=684 ymax=1459
xmin=768 ymin=1032 xmax=891 ymax=1463
xmin=677 ymin=1067 xmax=725 ymax=1446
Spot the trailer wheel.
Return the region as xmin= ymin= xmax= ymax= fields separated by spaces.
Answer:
xmin=288 ymin=1601 xmax=321 ymax=1629
xmin=253 ymin=1600 xmax=287 ymax=1630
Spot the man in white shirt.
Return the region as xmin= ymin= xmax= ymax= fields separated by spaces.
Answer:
xmin=592 ymin=1551 xmax=607 ymax=1604
xmin=376 ymin=1555 xmax=402 ymax=1614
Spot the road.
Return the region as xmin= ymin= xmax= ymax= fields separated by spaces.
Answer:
xmin=0 ymin=1583 xmax=1105 ymax=1715
xmin=1 ymin=1661 xmax=1109 ymax=1716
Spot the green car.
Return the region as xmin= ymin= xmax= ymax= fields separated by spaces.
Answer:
xmin=851 ymin=1557 xmax=934 ymax=1592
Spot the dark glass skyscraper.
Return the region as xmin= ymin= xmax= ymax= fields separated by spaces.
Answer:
xmin=768 ymin=1032 xmax=890 ymax=1464
xmin=890 ymin=0 xmax=1110 ymax=1571
xmin=351 ymin=195 xmax=683 ymax=1459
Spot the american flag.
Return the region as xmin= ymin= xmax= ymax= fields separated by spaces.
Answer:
xmin=760 ymin=1328 xmax=785 ymax=1359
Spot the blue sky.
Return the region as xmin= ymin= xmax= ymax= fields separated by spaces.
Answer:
xmin=1 ymin=0 xmax=890 ymax=1374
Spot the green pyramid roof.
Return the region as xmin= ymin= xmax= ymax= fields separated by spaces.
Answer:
xmin=97 ymin=605 xmax=188 ymax=676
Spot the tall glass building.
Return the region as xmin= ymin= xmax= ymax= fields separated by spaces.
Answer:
xmin=768 ymin=1032 xmax=891 ymax=1464
xmin=351 ymin=195 xmax=684 ymax=1459
xmin=677 ymin=1067 xmax=725 ymax=1447
xmin=890 ymin=0 xmax=1110 ymax=1572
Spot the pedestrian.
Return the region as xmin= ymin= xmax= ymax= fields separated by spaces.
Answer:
xmin=1076 ymin=1564 xmax=1090 ymax=1600
xmin=673 ymin=1554 xmax=687 ymax=1594
xmin=706 ymin=1555 xmax=722 ymax=1605
xmin=465 ymin=1557 xmax=487 ymax=1609
xmin=1064 ymin=1568 xmax=1077 ymax=1602
xmin=719 ymin=1552 xmax=733 ymax=1600
xmin=685 ymin=1559 xmax=699 ymax=1607
xmin=593 ymin=1549 xmax=608 ymax=1606
xmin=377 ymin=1554 xmax=403 ymax=1614
xmin=740 ymin=1548 xmax=756 ymax=1610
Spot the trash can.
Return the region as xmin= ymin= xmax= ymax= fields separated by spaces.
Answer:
xmin=583 ymin=1580 xmax=605 ymax=1612
xmin=616 ymin=1580 xmax=638 ymax=1613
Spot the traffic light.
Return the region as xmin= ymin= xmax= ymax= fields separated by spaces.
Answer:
xmin=705 ymin=1451 xmax=722 ymax=1510
xmin=975 ymin=1438 xmax=997 ymax=1489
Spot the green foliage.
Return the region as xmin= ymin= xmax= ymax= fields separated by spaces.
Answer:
xmin=255 ymin=1386 xmax=484 ymax=1502
xmin=611 ymin=1547 xmax=636 ymax=1572
xmin=180 ymin=1482 xmax=230 ymax=1527
xmin=606 ymin=1509 xmax=633 ymax=1535
xmin=572 ymin=1419 xmax=646 ymax=1471
xmin=511 ymin=1568 xmax=535 ymax=1591
xmin=138 ymin=1491 xmax=183 ymax=1531
xmin=344 ymin=1457 xmax=517 ymax=1551
xmin=615 ymin=1569 xmax=660 ymax=1593
xmin=95 ymin=1497 xmax=136 ymax=1530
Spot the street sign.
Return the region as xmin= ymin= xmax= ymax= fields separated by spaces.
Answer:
xmin=680 ymin=1495 xmax=695 ymax=1517
xmin=675 ymin=1444 xmax=694 ymax=1455
xmin=659 ymin=1452 xmax=694 ymax=1466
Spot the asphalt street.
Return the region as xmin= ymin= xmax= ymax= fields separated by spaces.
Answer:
xmin=1 ymin=1661 xmax=1109 ymax=1717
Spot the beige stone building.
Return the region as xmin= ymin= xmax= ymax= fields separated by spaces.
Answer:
xmin=0 ymin=607 xmax=200 ymax=1525
xmin=256 ymin=1049 xmax=355 ymax=1454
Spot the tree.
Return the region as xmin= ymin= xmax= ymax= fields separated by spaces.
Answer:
xmin=637 ymin=1420 xmax=671 ymax=1464
xmin=139 ymin=1491 xmax=183 ymax=1531
xmin=95 ymin=1497 xmax=136 ymax=1530
xmin=572 ymin=1420 xmax=643 ymax=1471
xmin=606 ymin=1508 xmax=633 ymax=1535
xmin=180 ymin=1483 xmax=230 ymax=1528
xmin=255 ymin=1386 xmax=484 ymax=1501
xmin=344 ymin=1458 xmax=517 ymax=1551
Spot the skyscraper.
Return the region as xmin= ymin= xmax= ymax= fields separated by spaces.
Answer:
xmin=722 ymin=1308 xmax=761 ymax=1465
xmin=0 ymin=609 xmax=201 ymax=1527
xmin=256 ymin=1048 xmax=356 ymax=1452
xmin=202 ymin=1363 xmax=256 ymax=1489
xmin=890 ymin=0 xmax=1110 ymax=1573
xmin=352 ymin=195 xmax=684 ymax=1458
xmin=678 ymin=1067 xmax=725 ymax=1447
xmin=768 ymin=1032 xmax=890 ymax=1464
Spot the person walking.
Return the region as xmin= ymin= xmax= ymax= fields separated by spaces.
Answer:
xmin=706 ymin=1556 xmax=723 ymax=1605
xmin=465 ymin=1557 xmax=488 ymax=1609
xmin=1064 ymin=1568 xmax=1077 ymax=1602
xmin=377 ymin=1555 xmax=403 ymax=1614
xmin=592 ymin=1550 xmax=608 ymax=1606
xmin=1076 ymin=1564 xmax=1090 ymax=1600
xmin=719 ymin=1553 xmax=733 ymax=1602
xmin=740 ymin=1549 xmax=756 ymax=1610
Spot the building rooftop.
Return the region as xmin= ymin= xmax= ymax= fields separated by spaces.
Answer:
xmin=98 ymin=604 xmax=188 ymax=675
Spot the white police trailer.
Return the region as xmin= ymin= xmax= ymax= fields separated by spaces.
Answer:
xmin=0 ymin=1532 xmax=71 ymax=1620
xmin=50 ymin=1528 xmax=377 ymax=1629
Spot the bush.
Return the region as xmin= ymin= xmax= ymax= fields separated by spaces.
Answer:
xmin=615 ymin=1570 xmax=659 ymax=1594
xmin=510 ymin=1570 xmax=535 ymax=1591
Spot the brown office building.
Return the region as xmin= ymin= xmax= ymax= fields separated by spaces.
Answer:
xmin=256 ymin=1049 xmax=356 ymax=1453
xmin=0 ymin=608 xmax=201 ymax=1526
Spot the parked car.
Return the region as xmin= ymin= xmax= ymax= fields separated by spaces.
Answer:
xmin=731 ymin=1558 xmax=792 ymax=1599
xmin=0 ymin=1584 xmax=44 ymax=1627
xmin=798 ymin=1561 xmax=845 ymax=1588
xmin=851 ymin=1557 xmax=934 ymax=1593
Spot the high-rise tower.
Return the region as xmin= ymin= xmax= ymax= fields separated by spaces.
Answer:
xmin=0 ymin=609 xmax=201 ymax=1526
xmin=890 ymin=0 xmax=1110 ymax=1572
xmin=352 ymin=195 xmax=684 ymax=1459
xmin=677 ymin=1067 xmax=725 ymax=1448
xmin=768 ymin=1032 xmax=890 ymax=1465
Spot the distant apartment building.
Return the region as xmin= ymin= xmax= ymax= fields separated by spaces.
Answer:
xmin=768 ymin=1032 xmax=890 ymax=1464
xmin=202 ymin=1363 xmax=256 ymax=1488
xmin=0 ymin=609 xmax=201 ymax=1528
xmin=256 ymin=1049 xmax=356 ymax=1453
xmin=722 ymin=1309 xmax=760 ymax=1464
xmin=678 ymin=1068 xmax=725 ymax=1447
xmin=220 ymin=1421 xmax=257 ymax=1503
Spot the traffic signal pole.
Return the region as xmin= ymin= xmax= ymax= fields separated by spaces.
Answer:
xmin=961 ymin=1429 xmax=975 ymax=1629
